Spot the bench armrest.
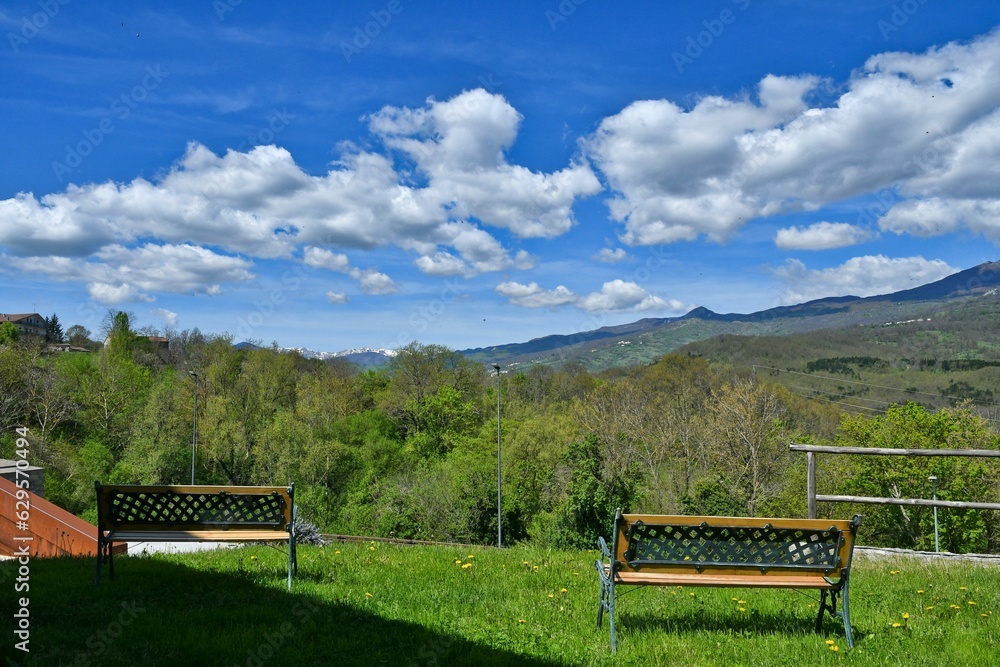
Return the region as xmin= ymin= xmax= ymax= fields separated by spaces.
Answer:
xmin=597 ymin=535 xmax=612 ymax=560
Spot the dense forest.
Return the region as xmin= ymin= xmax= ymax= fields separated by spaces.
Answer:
xmin=2 ymin=311 xmax=999 ymax=553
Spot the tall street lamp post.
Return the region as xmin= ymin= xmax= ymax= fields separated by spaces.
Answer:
xmin=493 ymin=363 xmax=502 ymax=549
xmin=190 ymin=371 xmax=198 ymax=484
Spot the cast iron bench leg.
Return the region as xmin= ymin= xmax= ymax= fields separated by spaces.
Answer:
xmin=841 ymin=576 xmax=854 ymax=648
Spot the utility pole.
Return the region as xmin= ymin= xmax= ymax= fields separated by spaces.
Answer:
xmin=493 ymin=363 xmax=502 ymax=549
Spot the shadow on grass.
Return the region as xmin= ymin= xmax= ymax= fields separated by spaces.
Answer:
xmin=1 ymin=555 xmax=567 ymax=667
xmin=619 ymin=607 xmax=852 ymax=643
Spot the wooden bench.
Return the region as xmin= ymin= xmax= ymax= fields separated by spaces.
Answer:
xmin=595 ymin=510 xmax=862 ymax=652
xmin=95 ymin=483 xmax=298 ymax=589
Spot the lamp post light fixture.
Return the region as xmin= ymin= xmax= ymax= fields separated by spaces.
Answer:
xmin=189 ymin=371 xmax=198 ymax=485
xmin=929 ymin=475 xmax=940 ymax=553
xmin=493 ymin=363 xmax=502 ymax=549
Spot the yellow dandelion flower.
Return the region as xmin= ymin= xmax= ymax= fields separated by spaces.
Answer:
xmin=456 ymin=559 xmax=463 ymax=564
xmin=548 ymin=593 xmax=554 ymax=599
xmin=365 ymin=592 xmax=373 ymax=598
xmin=676 ymin=586 xmax=683 ymax=589
xmin=671 ymin=591 xmax=677 ymax=596
xmin=369 ymin=546 xmax=375 ymax=551
xmin=960 ymin=586 xmax=968 ymax=591
xmin=690 ymin=592 xmax=696 ymax=597
xmin=968 ymin=601 xmax=977 ymax=605
xmin=739 ymin=607 xmax=746 ymax=612
xmin=523 ymin=561 xmax=530 ymax=565
xmin=335 ymin=550 xmax=341 ymax=554
xmin=467 ymin=554 xmax=474 ymax=559
xmin=573 ymin=572 xmax=580 ymax=576
xmin=560 ymin=588 xmax=568 ymax=593
xmin=951 ymin=604 xmax=961 ymax=609
xmin=902 ymin=613 xmax=910 ymax=619
xmin=250 ymin=555 xmax=257 ymax=561
xmin=732 ymin=597 xmax=739 ymax=602
xmin=830 ymin=645 xmax=839 ymax=652
xmin=917 ymin=589 xmax=924 ymax=594
xmin=926 ymin=606 xmax=934 ymax=611
xmin=533 ymin=565 xmax=539 ymax=571
xmin=518 ymin=619 xmax=526 ymax=623
xmin=892 ymin=622 xmax=901 ymax=628
xmin=738 ymin=600 xmax=746 ymax=605
xmin=462 ymin=563 xmax=473 ymax=569
xmin=825 ymin=640 xmax=835 ymax=646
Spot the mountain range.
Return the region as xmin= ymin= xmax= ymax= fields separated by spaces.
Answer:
xmin=263 ymin=261 xmax=1000 ymax=371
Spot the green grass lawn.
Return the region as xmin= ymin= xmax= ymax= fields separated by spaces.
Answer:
xmin=2 ymin=543 xmax=997 ymax=666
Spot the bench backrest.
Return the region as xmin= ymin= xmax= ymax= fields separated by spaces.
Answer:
xmin=611 ymin=512 xmax=861 ymax=578
xmin=95 ymin=484 xmax=294 ymax=533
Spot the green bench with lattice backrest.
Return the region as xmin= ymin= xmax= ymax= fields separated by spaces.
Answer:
xmin=595 ymin=510 xmax=862 ymax=652
xmin=95 ymin=483 xmax=297 ymax=589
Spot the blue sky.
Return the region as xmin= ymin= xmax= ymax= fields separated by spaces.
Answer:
xmin=2 ymin=1 xmax=999 ymax=352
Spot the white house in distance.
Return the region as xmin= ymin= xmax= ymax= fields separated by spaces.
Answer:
xmin=0 ymin=313 xmax=46 ymax=338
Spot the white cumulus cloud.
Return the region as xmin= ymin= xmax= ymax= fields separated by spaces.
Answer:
xmin=775 ymin=222 xmax=874 ymax=250
xmin=771 ymin=255 xmax=957 ymax=304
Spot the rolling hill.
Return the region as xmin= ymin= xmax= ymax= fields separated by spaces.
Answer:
xmin=461 ymin=261 xmax=1000 ymax=374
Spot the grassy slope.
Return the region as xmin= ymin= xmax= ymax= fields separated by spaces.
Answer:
xmin=495 ymin=294 xmax=1000 ymax=381
xmin=3 ymin=542 xmax=997 ymax=667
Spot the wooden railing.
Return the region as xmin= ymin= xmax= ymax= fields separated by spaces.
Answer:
xmin=789 ymin=444 xmax=1000 ymax=519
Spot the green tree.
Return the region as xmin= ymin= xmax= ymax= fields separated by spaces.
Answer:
xmin=66 ymin=324 xmax=93 ymax=347
xmin=0 ymin=321 xmax=20 ymax=346
xmin=45 ymin=313 xmax=64 ymax=343
xmin=541 ymin=434 xmax=643 ymax=549
xmin=836 ymin=403 xmax=999 ymax=552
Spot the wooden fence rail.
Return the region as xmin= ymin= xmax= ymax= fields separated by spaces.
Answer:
xmin=789 ymin=443 xmax=1000 ymax=519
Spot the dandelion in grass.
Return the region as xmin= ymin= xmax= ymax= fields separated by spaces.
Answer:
xmin=690 ymin=592 xmax=696 ymax=597
xmin=830 ymin=645 xmax=839 ymax=652
xmin=462 ymin=563 xmax=473 ymax=570
xmin=968 ymin=601 xmax=977 ymax=606
xmin=548 ymin=594 xmax=554 ymax=599
xmin=917 ymin=589 xmax=924 ymax=594
xmin=738 ymin=600 xmax=746 ymax=605
xmin=335 ymin=550 xmax=340 ymax=554
xmin=455 ymin=559 xmax=463 ymax=564
xmin=573 ymin=572 xmax=580 ymax=576
xmin=467 ymin=554 xmax=474 ymax=559
xmin=560 ymin=588 xmax=568 ymax=594
xmin=951 ymin=604 xmax=961 ymax=610
xmin=518 ymin=619 xmax=526 ymax=624
xmin=902 ymin=613 xmax=910 ymax=620
xmin=925 ymin=606 xmax=934 ymax=611
xmin=825 ymin=640 xmax=835 ymax=646
xmin=960 ymin=586 xmax=967 ymax=591
xmin=370 ymin=546 xmax=376 ymax=551
xmin=890 ymin=570 xmax=900 ymax=575
xmin=732 ymin=597 xmax=739 ymax=602
xmin=250 ymin=555 xmax=257 ymax=561
xmin=365 ymin=592 xmax=373 ymax=598
xmin=739 ymin=607 xmax=746 ymax=612
xmin=533 ymin=565 xmax=539 ymax=571
xmin=892 ymin=622 xmax=902 ymax=628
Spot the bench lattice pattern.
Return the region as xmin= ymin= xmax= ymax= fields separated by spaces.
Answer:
xmin=624 ymin=521 xmax=843 ymax=572
xmin=107 ymin=490 xmax=286 ymax=527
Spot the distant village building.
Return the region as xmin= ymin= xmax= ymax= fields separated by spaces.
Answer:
xmin=0 ymin=313 xmax=46 ymax=337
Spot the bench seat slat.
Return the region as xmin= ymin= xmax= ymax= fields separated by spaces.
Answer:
xmin=605 ymin=568 xmax=840 ymax=589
